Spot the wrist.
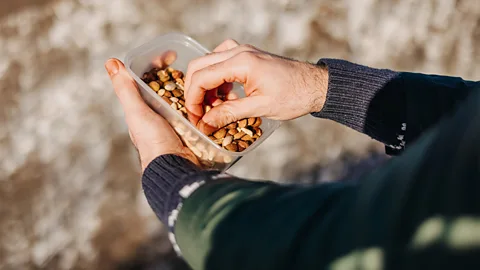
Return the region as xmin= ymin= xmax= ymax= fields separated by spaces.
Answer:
xmin=305 ymin=62 xmax=329 ymax=114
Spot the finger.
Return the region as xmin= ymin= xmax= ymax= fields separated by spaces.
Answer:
xmin=184 ymin=44 xmax=256 ymax=99
xmin=186 ymin=52 xmax=255 ymax=118
xmin=201 ymin=96 xmax=270 ymax=129
xmin=105 ymin=58 xmax=153 ymax=119
xmin=213 ymin=39 xmax=240 ymax=52
xmin=151 ymin=50 xmax=177 ymax=68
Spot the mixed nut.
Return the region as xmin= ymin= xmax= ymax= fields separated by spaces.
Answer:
xmin=141 ymin=66 xmax=264 ymax=154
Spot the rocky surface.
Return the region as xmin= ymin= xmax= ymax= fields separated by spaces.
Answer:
xmin=0 ymin=0 xmax=478 ymax=269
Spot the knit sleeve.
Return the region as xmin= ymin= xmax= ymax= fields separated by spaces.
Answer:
xmin=312 ymin=58 xmax=479 ymax=155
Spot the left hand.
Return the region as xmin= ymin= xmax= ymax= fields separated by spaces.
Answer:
xmin=105 ymin=58 xmax=199 ymax=172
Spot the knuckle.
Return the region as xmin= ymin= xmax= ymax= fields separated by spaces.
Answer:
xmin=236 ymin=51 xmax=259 ymax=66
xmin=224 ymin=39 xmax=239 ymax=46
xmin=240 ymin=44 xmax=256 ymax=51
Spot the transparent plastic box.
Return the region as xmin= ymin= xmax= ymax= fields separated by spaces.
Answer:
xmin=125 ymin=33 xmax=281 ymax=171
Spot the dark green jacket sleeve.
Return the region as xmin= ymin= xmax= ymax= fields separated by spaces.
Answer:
xmin=313 ymin=59 xmax=479 ymax=155
xmin=175 ymin=179 xmax=357 ymax=270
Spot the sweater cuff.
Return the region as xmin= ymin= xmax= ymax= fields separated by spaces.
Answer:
xmin=142 ymin=154 xmax=216 ymax=227
xmin=312 ymin=58 xmax=399 ymax=133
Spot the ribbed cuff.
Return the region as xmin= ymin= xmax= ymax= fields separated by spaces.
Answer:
xmin=141 ymin=154 xmax=206 ymax=226
xmin=312 ymin=59 xmax=399 ymax=133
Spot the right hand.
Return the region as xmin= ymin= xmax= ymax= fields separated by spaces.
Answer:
xmin=184 ymin=39 xmax=329 ymax=132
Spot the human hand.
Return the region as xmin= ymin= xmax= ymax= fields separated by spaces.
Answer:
xmin=184 ymin=39 xmax=329 ymax=132
xmin=105 ymin=58 xmax=199 ymax=172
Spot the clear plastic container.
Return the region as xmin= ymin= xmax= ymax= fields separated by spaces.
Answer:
xmin=125 ymin=33 xmax=281 ymax=171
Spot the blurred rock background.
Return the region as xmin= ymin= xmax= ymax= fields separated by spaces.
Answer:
xmin=0 ymin=0 xmax=478 ymax=269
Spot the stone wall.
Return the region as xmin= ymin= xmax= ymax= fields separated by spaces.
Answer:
xmin=0 ymin=0 xmax=478 ymax=269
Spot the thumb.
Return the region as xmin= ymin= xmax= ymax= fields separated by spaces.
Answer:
xmin=105 ymin=58 xmax=154 ymax=120
xmin=202 ymin=96 xmax=269 ymax=129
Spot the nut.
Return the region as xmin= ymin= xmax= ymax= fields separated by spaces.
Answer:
xmin=227 ymin=122 xmax=237 ymax=130
xmin=247 ymin=117 xmax=257 ymax=126
xmin=224 ymin=143 xmax=238 ymax=152
xmin=252 ymin=117 xmax=262 ymax=127
xmin=213 ymin=128 xmax=227 ymax=139
xmin=157 ymin=70 xmax=170 ymax=82
xmin=176 ymin=83 xmax=184 ymax=90
xmin=238 ymin=119 xmax=247 ymax=128
xmin=241 ymin=134 xmax=253 ymax=142
xmin=148 ymin=81 xmax=160 ymax=91
xmin=164 ymin=81 xmax=177 ymax=91
xmin=162 ymin=96 xmax=172 ymax=105
xmin=222 ymin=135 xmax=233 ymax=147
xmin=240 ymin=127 xmax=253 ymax=137
xmin=144 ymin=65 xmax=265 ymax=158
xmin=237 ymin=140 xmax=249 ymax=149
xmin=254 ymin=127 xmax=262 ymax=136
xmin=233 ymin=131 xmax=245 ymax=140
xmin=171 ymin=70 xmax=184 ymax=79
xmin=172 ymin=89 xmax=183 ymax=97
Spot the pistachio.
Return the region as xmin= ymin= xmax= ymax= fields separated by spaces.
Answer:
xmin=148 ymin=81 xmax=160 ymax=91
xmin=238 ymin=119 xmax=248 ymax=128
xmin=222 ymin=135 xmax=233 ymax=147
xmin=164 ymin=81 xmax=176 ymax=91
xmin=172 ymin=89 xmax=183 ymax=97
xmin=213 ymin=128 xmax=227 ymax=139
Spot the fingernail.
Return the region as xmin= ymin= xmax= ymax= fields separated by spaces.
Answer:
xmin=105 ymin=59 xmax=119 ymax=77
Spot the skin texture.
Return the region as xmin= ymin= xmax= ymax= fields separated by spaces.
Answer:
xmin=184 ymin=39 xmax=329 ymax=133
xmin=105 ymin=59 xmax=199 ymax=172
xmin=104 ymin=39 xmax=328 ymax=170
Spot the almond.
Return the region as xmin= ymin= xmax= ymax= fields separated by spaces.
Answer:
xmin=213 ymin=128 xmax=227 ymax=139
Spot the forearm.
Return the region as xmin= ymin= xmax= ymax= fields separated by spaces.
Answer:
xmin=312 ymin=59 xmax=479 ymax=154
